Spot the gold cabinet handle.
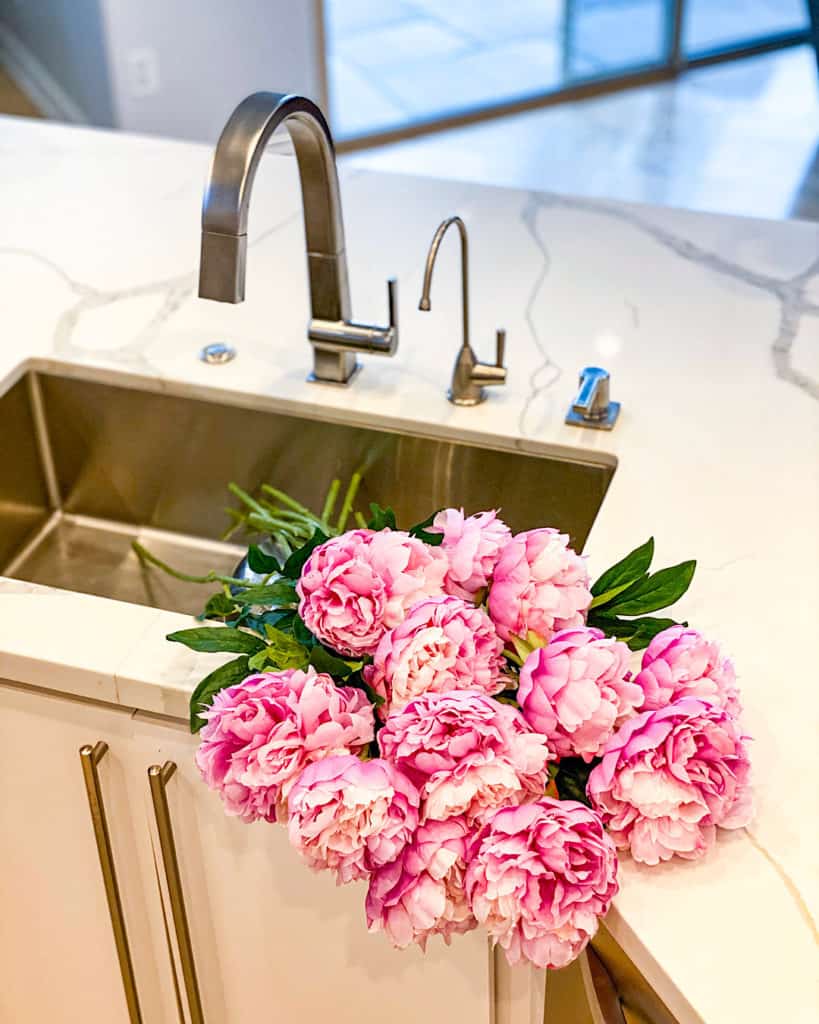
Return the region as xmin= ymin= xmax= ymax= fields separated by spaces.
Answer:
xmin=579 ymin=947 xmax=627 ymax=1024
xmin=79 ymin=741 xmax=143 ymax=1024
xmin=148 ymin=762 xmax=205 ymax=1024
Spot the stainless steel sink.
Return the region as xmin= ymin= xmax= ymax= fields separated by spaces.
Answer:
xmin=0 ymin=369 xmax=616 ymax=615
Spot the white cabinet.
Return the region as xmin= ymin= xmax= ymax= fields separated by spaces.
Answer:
xmin=0 ymin=680 xmax=175 ymax=1024
xmin=133 ymin=710 xmax=493 ymax=1024
xmin=0 ymin=678 xmax=544 ymax=1024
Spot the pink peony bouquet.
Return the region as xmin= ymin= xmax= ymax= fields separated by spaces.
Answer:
xmin=163 ymin=492 xmax=751 ymax=971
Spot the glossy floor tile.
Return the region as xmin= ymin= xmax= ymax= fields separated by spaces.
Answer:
xmin=345 ymin=46 xmax=819 ymax=221
xmin=327 ymin=0 xmax=810 ymax=140
xmin=683 ymin=0 xmax=807 ymax=52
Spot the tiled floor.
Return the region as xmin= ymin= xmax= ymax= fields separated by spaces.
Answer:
xmin=346 ymin=46 xmax=819 ymax=221
xmin=684 ymin=0 xmax=808 ymax=52
xmin=326 ymin=0 xmax=810 ymax=140
xmin=1 ymin=36 xmax=816 ymax=223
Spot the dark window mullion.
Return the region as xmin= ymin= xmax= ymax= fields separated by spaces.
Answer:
xmin=668 ymin=0 xmax=686 ymax=73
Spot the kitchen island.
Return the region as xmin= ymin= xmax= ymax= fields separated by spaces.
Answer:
xmin=0 ymin=115 xmax=817 ymax=1024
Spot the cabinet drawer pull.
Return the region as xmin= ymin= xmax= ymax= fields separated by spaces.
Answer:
xmin=79 ymin=741 xmax=143 ymax=1024
xmin=578 ymin=948 xmax=627 ymax=1024
xmin=149 ymin=762 xmax=205 ymax=1024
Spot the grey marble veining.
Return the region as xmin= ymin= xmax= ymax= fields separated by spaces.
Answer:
xmin=0 ymin=115 xmax=816 ymax=1024
xmin=534 ymin=190 xmax=819 ymax=402
xmin=518 ymin=191 xmax=562 ymax=436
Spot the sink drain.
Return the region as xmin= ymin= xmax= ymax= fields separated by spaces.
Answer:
xmin=199 ymin=342 xmax=237 ymax=365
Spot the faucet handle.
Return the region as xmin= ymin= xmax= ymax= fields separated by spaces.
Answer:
xmin=387 ymin=278 xmax=398 ymax=330
xmin=469 ymin=329 xmax=507 ymax=395
xmin=495 ymin=328 xmax=506 ymax=368
xmin=309 ymin=277 xmax=398 ymax=371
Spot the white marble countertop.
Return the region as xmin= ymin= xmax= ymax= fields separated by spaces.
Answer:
xmin=0 ymin=116 xmax=817 ymax=1024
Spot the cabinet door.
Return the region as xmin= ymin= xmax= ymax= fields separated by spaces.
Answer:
xmin=0 ymin=681 xmax=176 ymax=1024
xmin=135 ymin=712 xmax=493 ymax=1024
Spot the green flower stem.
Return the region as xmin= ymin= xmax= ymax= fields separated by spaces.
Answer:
xmin=223 ymin=493 xmax=317 ymax=543
xmin=260 ymin=484 xmax=315 ymax=519
xmin=228 ymin=483 xmax=270 ymax=519
xmin=243 ymin=513 xmax=308 ymax=541
xmin=354 ymin=510 xmax=368 ymax=529
xmin=257 ymin=501 xmax=301 ymax=520
xmin=220 ymin=507 xmax=245 ymax=542
xmin=321 ymin=478 xmax=341 ymax=525
xmin=255 ymin=508 xmax=313 ymax=535
xmin=132 ymin=541 xmax=249 ymax=587
xmin=259 ymin=503 xmax=319 ymax=529
xmin=242 ymin=513 xmax=278 ymax=533
xmin=336 ymin=471 xmax=362 ymax=532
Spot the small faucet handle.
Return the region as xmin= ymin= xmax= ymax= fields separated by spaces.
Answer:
xmin=468 ymin=329 xmax=507 ymax=397
xmin=387 ymin=278 xmax=398 ymax=330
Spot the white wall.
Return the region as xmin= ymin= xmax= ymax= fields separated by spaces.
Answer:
xmin=0 ymin=0 xmax=328 ymax=143
xmin=102 ymin=0 xmax=328 ymax=142
xmin=0 ymin=0 xmax=116 ymax=124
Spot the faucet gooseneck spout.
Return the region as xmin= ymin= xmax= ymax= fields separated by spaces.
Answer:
xmin=419 ymin=215 xmax=506 ymax=406
xmin=418 ymin=216 xmax=470 ymax=349
xmin=199 ymin=91 xmax=397 ymax=384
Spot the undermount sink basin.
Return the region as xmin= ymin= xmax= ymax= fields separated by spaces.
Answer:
xmin=0 ymin=369 xmax=616 ymax=615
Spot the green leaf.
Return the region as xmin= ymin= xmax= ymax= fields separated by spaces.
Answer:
xmin=243 ymin=609 xmax=295 ymax=634
xmin=199 ymin=592 xmax=239 ymax=621
xmin=231 ymin=581 xmax=298 ymax=607
xmin=367 ymin=503 xmax=397 ymax=531
xmin=590 ymin=537 xmax=654 ymax=598
xmin=282 ymin=528 xmax=328 ymax=580
xmin=606 ymin=560 xmax=696 ymax=616
xmin=247 ymin=649 xmax=268 ymax=671
xmin=263 ymin=625 xmax=310 ymax=666
xmin=507 ymin=631 xmax=547 ymax=665
xmin=247 ymin=544 xmax=281 ymax=575
xmin=408 ymin=510 xmax=444 ymax=546
xmin=309 ymin=645 xmax=364 ymax=679
xmin=189 ymin=656 xmax=250 ymax=733
xmin=293 ymin=616 xmax=316 ymax=646
xmin=554 ymin=757 xmax=595 ymax=807
xmin=589 ymin=614 xmax=682 ymax=651
xmin=247 ymin=628 xmax=310 ymax=673
xmin=166 ymin=626 xmax=265 ymax=655
xmin=589 ymin=575 xmax=648 ymax=610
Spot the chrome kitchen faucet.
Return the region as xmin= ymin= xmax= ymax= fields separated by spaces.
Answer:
xmin=199 ymin=92 xmax=398 ymax=384
xmin=418 ymin=216 xmax=507 ymax=406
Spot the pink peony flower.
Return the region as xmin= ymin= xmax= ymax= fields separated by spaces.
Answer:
xmin=195 ymin=668 xmax=374 ymax=824
xmin=488 ymin=528 xmax=591 ymax=644
xmin=377 ymin=690 xmax=552 ymax=824
xmin=296 ymin=529 xmax=446 ymax=656
xmin=363 ymin=595 xmax=505 ymax=716
xmin=465 ymin=798 xmax=619 ymax=969
xmin=518 ymin=627 xmax=643 ymax=762
xmin=287 ymin=754 xmax=420 ymax=884
xmin=634 ymin=626 xmax=741 ymax=717
xmin=366 ymin=817 xmax=476 ymax=950
xmin=587 ymin=697 xmax=752 ymax=865
xmin=429 ymin=508 xmax=512 ymax=601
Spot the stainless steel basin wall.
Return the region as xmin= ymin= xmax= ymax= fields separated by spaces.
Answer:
xmin=0 ymin=370 xmax=615 ymax=613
